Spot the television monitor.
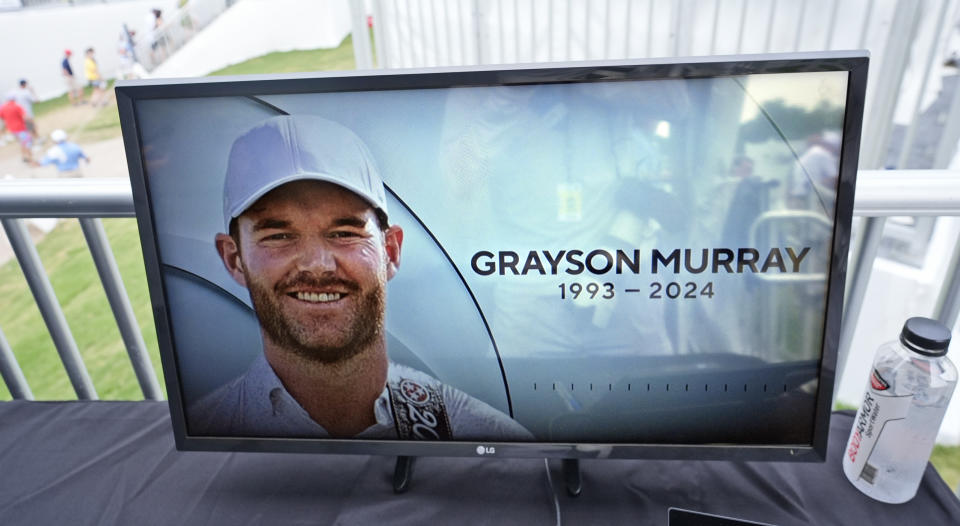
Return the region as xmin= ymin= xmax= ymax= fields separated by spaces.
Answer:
xmin=117 ymin=51 xmax=867 ymax=462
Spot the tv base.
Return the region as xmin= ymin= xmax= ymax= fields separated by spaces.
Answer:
xmin=563 ymin=458 xmax=582 ymax=497
xmin=393 ymin=456 xmax=415 ymax=494
xmin=392 ymin=456 xmax=583 ymax=496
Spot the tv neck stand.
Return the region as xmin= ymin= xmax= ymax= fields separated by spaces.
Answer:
xmin=393 ymin=456 xmax=583 ymax=497
xmin=393 ymin=456 xmax=415 ymax=493
xmin=562 ymin=458 xmax=582 ymax=497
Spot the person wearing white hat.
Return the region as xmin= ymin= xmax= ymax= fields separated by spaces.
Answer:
xmin=36 ymin=129 xmax=89 ymax=177
xmin=191 ymin=115 xmax=532 ymax=441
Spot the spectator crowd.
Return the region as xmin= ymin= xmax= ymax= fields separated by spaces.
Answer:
xmin=0 ymin=8 xmax=166 ymax=175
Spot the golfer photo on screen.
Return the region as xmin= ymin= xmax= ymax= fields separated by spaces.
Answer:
xmin=189 ymin=115 xmax=532 ymax=441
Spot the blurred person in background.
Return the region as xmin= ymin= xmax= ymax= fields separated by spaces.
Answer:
xmin=787 ymin=131 xmax=841 ymax=215
xmin=35 ymin=129 xmax=89 ymax=178
xmin=84 ymin=48 xmax=108 ymax=107
xmin=61 ymin=50 xmax=84 ymax=105
xmin=11 ymin=79 xmax=38 ymax=141
xmin=117 ymin=26 xmax=139 ymax=80
xmin=147 ymin=8 xmax=167 ymax=63
xmin=0 ymin=95 xmax=33 ymax=163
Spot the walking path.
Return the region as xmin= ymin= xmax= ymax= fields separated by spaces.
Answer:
xmin=0 ymin=92 xmax=128 ymax=265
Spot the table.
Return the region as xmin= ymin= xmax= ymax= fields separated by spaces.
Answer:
xmin=1 ymin=402 xmax=957 ymax=525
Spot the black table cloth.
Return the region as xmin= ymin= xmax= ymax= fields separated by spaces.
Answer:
xmin=1 ymin=401 xmax=957 ymax=525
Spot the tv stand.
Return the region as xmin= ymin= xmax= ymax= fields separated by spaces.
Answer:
xmin=393 ymin=455 xmax=582 ymax=496
xmin=393 ymin=456 xmax=415 ymax=493
xmin=562 ymin=458 xmax=582 ymax=497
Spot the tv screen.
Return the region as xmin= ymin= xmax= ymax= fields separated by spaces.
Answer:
xmin=117 ymin=51 xmax=866 ymax=461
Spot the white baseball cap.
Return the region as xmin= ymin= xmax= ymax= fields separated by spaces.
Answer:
xmin=222 ymin=115 xmax=388 ymax=230
xmin=51 ymin=129 xmax=67 ymax=142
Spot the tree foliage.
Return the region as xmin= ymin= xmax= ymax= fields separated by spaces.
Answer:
xmin=738 ymin=99 xmax=845 ymax=144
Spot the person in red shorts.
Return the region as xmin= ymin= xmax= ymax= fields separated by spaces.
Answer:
xmin=0 ymin=95 xmax=33 ymax=162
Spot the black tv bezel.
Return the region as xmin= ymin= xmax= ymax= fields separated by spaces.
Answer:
xmin=116 ymin=50 xmax=868 ymax=462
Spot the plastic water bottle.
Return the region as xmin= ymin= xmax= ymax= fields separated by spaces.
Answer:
xmin=842 ymin=317 xmax=957 ymax=503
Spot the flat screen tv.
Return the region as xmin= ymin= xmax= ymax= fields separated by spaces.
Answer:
xmin=117 ymin=51 xmax=867 ymax=464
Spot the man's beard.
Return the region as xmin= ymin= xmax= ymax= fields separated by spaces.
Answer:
xmin=246 ymin=271 xmax=385 ymax=364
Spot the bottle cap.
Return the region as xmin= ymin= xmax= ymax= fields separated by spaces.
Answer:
xmin=899 ymin=317 xmax=952 ymax=357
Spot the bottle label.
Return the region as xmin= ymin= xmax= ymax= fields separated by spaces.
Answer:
xmin=845 ymin=370 xmax=913 ymax=484
xmin=869 ymin=369 xmax=889 ymax=391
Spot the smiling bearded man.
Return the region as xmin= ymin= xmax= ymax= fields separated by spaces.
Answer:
xmin=242 ymin=214 xmax=384 ymax=366
xmin=189 ymin=115 xmax=532 ymax=442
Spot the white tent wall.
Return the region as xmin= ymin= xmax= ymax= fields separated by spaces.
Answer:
xmin=0 ymin=0 xmax=180 ymax=100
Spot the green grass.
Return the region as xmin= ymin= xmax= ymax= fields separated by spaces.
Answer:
xmin=71 ymin=100 xmax=122 ymax=143
xmin=932 ymin=445 xmax=960 ymax=491
xmin=208 ymin=34 xmax=355 ymax=76
xmin=834 ymin=401 xmax=857 ymax=412
xmin=34 ymin=82 xmax=115 ymax=118
xmin=0 ymin=219 xmax=162 ymax=400
xmin=34 ymin=92 xmax=75 ymax=117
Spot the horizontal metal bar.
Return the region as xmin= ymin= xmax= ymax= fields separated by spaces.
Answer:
xmin=853 ymin=170 xmax=960 ymax=216
xmin=0 ymin=171 xmax=957 ymax=219
xmin=0 ymin=178 xmax=134 ymax=218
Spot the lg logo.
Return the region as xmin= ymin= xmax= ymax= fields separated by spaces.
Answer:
xmin=475 ymin=445 xmax=496 ymax=455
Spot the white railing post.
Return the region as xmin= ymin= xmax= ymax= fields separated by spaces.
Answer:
xmin=895 ymin=0 xmax=953 ymax=170
xmin=371 ymin=0 xmax=388 ymax=68
xmin=860 ymin=0 xmax=923 ymax=170
xmin=835 ymin=216 xmax=886 ymax=400
xmin=764 ymin=0 xmax=777 ymax=52
xmin=473 ymin=0 xmax=485 ymax=64
xmin=349 ymin=0 xmax=375 ymax=70
xmin=824 ymin=0 xmax=839 ymax=50
xmin=933 ymin=78 xmax=960 ymax=169
xmin=935 ymin=241 xmax=960 ymax=329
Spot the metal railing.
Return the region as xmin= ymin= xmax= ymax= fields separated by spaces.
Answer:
xmin=0 ymin=1 xmax=953 ymax=417
xmin=0 ymin=179 xmax=160 ymax=401
xmin=1 ymin=171 xmax=957 ymax=403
